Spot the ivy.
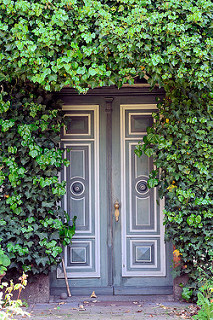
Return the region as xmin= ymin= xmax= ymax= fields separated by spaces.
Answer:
xmin=0 ymin=0 xmax=212 ymax=294
xmin=0 ymin=0 xmax=212 ymax=91
xmin=135 ymin=87 xmax=213 ymax=297
xmin=0 ymin=83 xmax=75 ymax=277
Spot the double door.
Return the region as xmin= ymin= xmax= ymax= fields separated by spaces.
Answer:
xmin=56 ymin=95 xmax=172 ymax=295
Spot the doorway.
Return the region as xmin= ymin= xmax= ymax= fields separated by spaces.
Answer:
xmin=51 ymin=88 xmax=173 ymax=295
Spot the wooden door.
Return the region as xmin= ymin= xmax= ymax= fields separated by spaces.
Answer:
xmin=51 ymin=94 xmax=173 ymax=295
xmin=112 ymin=104 xmax=173 ymax=294
xmin=57 ymin=104 xmax=113 ymax=294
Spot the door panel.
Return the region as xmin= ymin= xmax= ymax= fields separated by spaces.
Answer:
xmin=58 ymin=106 xmax=101 ymax=279
xmin=120 ymin=105 xmax=166 ymax=277
xmin=113 ymin=104 xmax=172 ymax=293
xmin=128 ymin=143 xmax=155 ymax=231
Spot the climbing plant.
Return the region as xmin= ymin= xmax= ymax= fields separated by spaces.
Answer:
xmin=0 ymin=83 xmax=75 ymax=276
xmin=0 ymin=0 xmax=212 ymax=290
xmin=0 ymin=0 xmax=212 ymax=91
xmin=135 ymin=87 xmax=213 ymax=297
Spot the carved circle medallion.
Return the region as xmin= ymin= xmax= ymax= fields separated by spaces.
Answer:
xmin=135 ymin=180 xmax=148 ymax=194
xmin=70 ymin=181 xmax=85 ymax=196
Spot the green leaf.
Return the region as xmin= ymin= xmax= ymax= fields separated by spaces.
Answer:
xmin=182 ymin=287 xmax=193 ymax=301
xmin=144 ymin=148 xmax=154 ymax=157
xmin=147 ymin=178 xmax=158 ymax=188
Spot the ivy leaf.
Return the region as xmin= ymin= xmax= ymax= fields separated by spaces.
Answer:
xmin=144 ymin=148 xmax=154 ymax=157
xmin=29 ymin=150 xmax=39 ymax=158
xmin=147 ymin=178 xmax=158 ymax=188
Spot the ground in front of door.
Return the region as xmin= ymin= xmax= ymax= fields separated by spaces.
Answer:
xmin=23 ymin=295 xmax=198 ymax=319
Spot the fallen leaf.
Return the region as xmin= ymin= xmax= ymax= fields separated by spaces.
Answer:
xmin=92 ymin=300 xmax=97 ymax=303
xmin=125 ymin=310 xmax=130 ymax=313
xmin=79 ymin=304 xmax=86 ymax=311
xmin=133 ymin=301 xmax=138 ymax=304
xmin=79 ymin=305 xmax=86 ymax=311
xmin=83 ymin=301 xmax=89 ymax=304
xmin=90 ymin=291 xmax=97 ymax=298
xmin=137 ymin=310 xmax=142 ymax=313
xmin=58 ymin=302 xmax=66 ymax=305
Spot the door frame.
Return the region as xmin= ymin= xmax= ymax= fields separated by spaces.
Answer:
xmin=50 ymin=85 xmax=173 ymax=296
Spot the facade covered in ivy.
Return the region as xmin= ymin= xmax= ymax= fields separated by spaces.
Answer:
xmin=0 ymin=0 xmax=212 ymax=300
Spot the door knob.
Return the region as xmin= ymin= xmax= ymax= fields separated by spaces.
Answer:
xmin=114 ymin=201 xmax=120 ymax=222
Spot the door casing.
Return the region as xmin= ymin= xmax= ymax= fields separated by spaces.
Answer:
xmin=50 ymin=86 xmax=173 ymax=296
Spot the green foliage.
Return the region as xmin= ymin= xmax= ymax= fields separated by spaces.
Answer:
xmin=182 ymin=287 xmax=193 ymax=301
xmin=59 ymin=213 xmax=76 ymax=247
xmin=0 ymin=0 xmax=212 ymax=92
xmin=135 ymin=87 xmax=213 ymax=293
xmin=0 ymin=0 xmax=212 ymax=291
xmin=0 ymin=243 xmax=10 ymax=275
xmin=193 ymin=263 xmax=213 ymax=319
xmin=193 ymin=293 xmax=213 ymax=320
xmin=0 ymin=83 xmax=75 ymax=276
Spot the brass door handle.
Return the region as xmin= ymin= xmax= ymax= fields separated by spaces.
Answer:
xmin=114 ymin=201 xmax=120 ymax=222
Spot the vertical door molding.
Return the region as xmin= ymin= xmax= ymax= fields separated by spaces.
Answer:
xmin=105 ymin=97 xmax=114 ymax=286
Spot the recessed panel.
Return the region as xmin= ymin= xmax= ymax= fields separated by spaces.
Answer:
xmin=131 ymin=241 xmax=155 ymax=267
xmin=125 ymin=110 xmax=155 ymax=138
xmin=135 ymin=152 xmax=150 ymax=178
xmin=71 ymin=247 xmax=87 ymax=264
xmin=136 ymin=197 xmax=150 ymax=226
xmin=62 ymin=110 xmax=95 ymax=139
xmin=66 ymin=145 xmax=90 ymax=232
xmin=130 ymin=115 xmax=153 ymax=134
xmin=66 ymin=240 xmax=94 ymax=271
xmin=70 ymin=197 xmax=87 ymax=227
xmin=70 ymin=150 xmax=85 ymax=178
xmin=136 ymin=246 xmax=151 ymax=262
xmin=128 ymin=142 xmax=155 ymax=231
xmin=129 ymin=239 xmax=159 ymax=270
xmin=66 ymin=115 xmax=89 ymax=135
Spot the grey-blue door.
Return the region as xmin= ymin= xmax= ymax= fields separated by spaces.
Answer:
xmin=58 ymin=101 xmax=173 ymax=295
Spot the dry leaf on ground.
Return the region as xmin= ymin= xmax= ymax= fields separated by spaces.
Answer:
xmin=90 ymin=291 xmax=97 ymax=298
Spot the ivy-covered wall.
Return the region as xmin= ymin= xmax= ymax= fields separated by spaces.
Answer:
xmin=0 ymin=83 xmax=75 ymax=277
xmin=0 ymin=0 xmax=212 ymax=294
xmin=135 ymin=86 xmax=213 ymax=296
xmin=0 ymin=0 xmax=212 ymax=91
